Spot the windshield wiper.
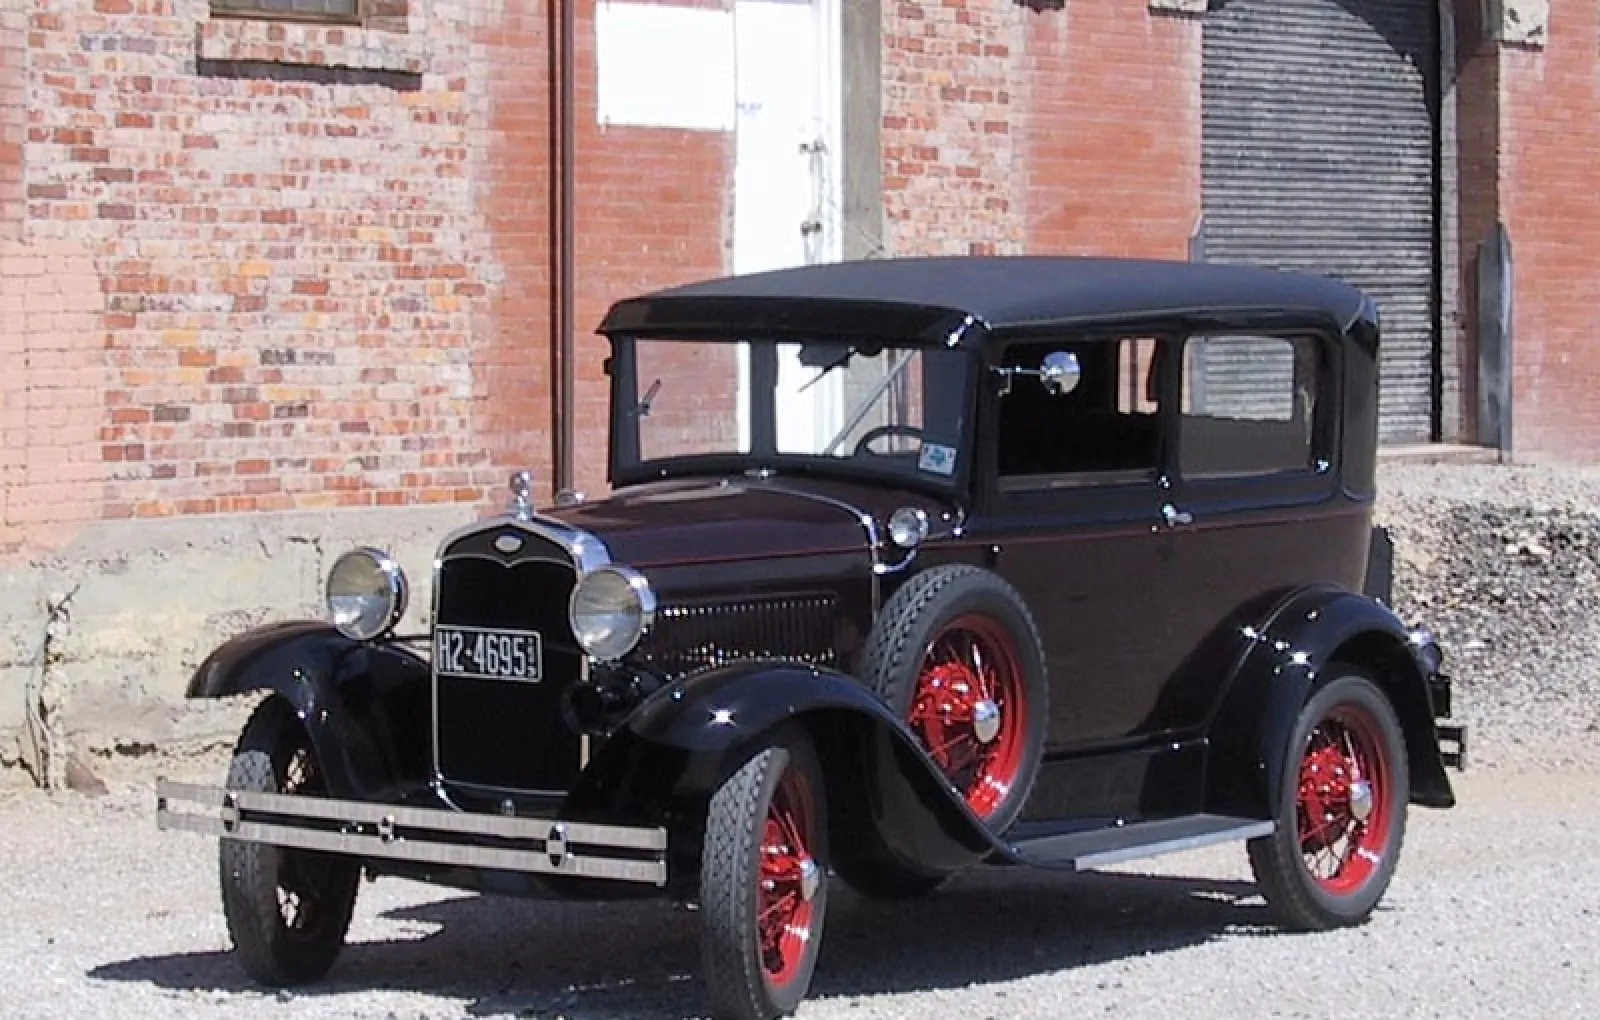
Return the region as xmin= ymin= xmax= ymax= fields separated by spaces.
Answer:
xmin=638 ymin=378 xmax=662 ymax=417
xmin=798 ymin=349 xmax=852 ymax=394
xmin=822 ymin=352 xmax=912 ymax=455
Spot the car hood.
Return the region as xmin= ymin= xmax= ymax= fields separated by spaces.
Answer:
xmin=544 ymin=476 xmax=956 ymax=570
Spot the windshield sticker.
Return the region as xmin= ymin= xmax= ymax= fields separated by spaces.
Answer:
xmin=917 ymin=443 xmax=957 ymax=476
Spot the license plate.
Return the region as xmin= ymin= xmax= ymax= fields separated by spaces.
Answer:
xmin=434 ymin=625 xmax=543 ymax=682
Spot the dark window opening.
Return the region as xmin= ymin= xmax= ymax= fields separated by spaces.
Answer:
xmin=996 ymin=336 xmax=1161 ymax=485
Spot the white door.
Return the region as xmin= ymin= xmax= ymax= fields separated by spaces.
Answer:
xmin=733 ymin=0 xmax=841 ymax=452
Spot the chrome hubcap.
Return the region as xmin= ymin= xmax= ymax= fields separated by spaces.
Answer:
xmin=798 ymin=857 xmax=821 ymax=903
xmin=1348 ymin=778 xmax=1374 ymax=822
xmin=971 ymin=698 xmax=1002 ymax=744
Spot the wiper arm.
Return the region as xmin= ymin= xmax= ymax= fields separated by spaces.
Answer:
xmin=638 ymin=378 xmax=662 ymax=417
xmin=798 ymin=350 xmax=852 ymax=394
xmin=822 ymin=352 xmax=911 ymax=455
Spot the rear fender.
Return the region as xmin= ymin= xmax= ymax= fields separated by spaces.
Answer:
xmin=1205 ymin=586 xmax=1456 ymax=819
xmin=564 ymin=662 xmax=1006 ymax=894
xmin=188 ymin=621 xmax=432 ymax=799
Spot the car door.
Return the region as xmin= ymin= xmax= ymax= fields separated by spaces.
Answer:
xmin=970 ymin=334 xmax=1177 ymax=753
xmin=1144 ymin=328 xmax=1360 ymax=736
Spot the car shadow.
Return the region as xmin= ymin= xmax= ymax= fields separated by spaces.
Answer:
xmin=89 ymin=867 xmax=1272 ymax=1018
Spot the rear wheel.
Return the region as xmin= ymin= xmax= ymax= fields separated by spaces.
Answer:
xmin=701 ymin=731 xmax=829 ymax=1020
xmin=219 ymin=698 xmax=360 ymax=985
xmin=1248 ymin=670 xmax=1409 ymax=930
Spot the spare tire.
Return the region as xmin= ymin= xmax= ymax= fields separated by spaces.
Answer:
xmin=861 ymin=564 xmax=1048 ymax=833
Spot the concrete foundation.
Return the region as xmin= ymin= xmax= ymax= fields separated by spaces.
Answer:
xmin=0 ymin=505 xmax=473 ymax=770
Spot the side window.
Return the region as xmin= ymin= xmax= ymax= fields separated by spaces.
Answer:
xmin=996 ymin=336 xmax=1161 ymax=486
xmin=1180 ymin=334 xmax=1322 ymax=479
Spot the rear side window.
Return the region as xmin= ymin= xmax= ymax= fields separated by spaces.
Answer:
xmin=1180 ymin=334 xmax=1323 ymax=479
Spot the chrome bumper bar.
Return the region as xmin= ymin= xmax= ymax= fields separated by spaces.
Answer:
xmin=155 ymin=779 xmax=668 ymax=886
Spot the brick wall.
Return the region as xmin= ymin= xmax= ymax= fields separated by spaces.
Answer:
xmin=883 ymin=1 xmax=1199 ymax=262
xmin=0 ymin=240 xmax=105 ymax=556
xmin=23 ymin=0 xmax=495 ymax=521
xmin=0 ymin=0 xmax=736 ymax=561
xmin=882 ymin=0 xmax=1025 ymax=256
xmin=0 ymin=0 xmax=22 ymax=239
xmin=1022 ymin=2 xmax=1200 ymax=258
xmin=1500 ymin=1 xmax=1600 ymax=458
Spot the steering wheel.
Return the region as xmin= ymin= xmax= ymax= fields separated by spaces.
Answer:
xmin=852 ymin=423 xmax=925 ymax=457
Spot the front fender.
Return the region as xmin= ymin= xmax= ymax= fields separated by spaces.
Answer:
xmin=1206 ymin=586 xmax=1456 ymax=820
xmin=565 ymin=661 xmax=1006 ymax=891
xmin=188 ymin=621 xmax=432 ymax=800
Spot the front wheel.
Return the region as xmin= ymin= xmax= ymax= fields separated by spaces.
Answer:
xmin=219 ymin=698 xmax=360 ymax=985
xmin=1248 ymin=670 xmax=1409 ymax=931
xmin=701 ymin=730 xmax=829 ymax=1020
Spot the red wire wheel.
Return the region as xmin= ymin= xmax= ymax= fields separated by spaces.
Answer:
xmin=755 ymin=767 xmax=821 ymax=987
xmin=701 ymin=730 xmax=830 ymax=1020
xmin=1296 ymin=703 xmax=1393 ymax=895
xmin=909 ymin=613 xmax=1029 ymax=818
xmin=860 ymin=565 xmax=1048 ymax=839
xmin=1249 ymin=670 xmax=1410 ymax=931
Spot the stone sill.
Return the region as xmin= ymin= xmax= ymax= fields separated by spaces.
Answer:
xmin=198 ymin=17 xmax=426 ymax=75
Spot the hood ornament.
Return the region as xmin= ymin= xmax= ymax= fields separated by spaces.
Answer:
xmin=508 ymin=470 xmax=534 ymax=521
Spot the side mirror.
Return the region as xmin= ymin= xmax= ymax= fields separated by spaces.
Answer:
xmin=1040 ymin=350 xmax=1082 ymax=396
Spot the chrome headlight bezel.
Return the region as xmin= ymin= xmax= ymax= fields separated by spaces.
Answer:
xmin=325 ymin=547 xmax=409 ymax=642
xmin=568 ymin=565 xmax=656 ymax=662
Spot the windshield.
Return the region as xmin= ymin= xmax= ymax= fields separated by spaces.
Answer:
xmin=611 ymin=335 xmax=971 ymax=489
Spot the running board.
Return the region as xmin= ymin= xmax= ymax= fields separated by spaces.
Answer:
xmin=1009 ymin=814 xmax=1274 ymax=870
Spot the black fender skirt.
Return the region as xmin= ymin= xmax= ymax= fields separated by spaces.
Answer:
xmin=1205 ymin=585 xmax=1457 ymax=819
xmin=564 ymin=661 xmax=1015 ymax=883
xmin=187 ymin=621 xmax=433 ymax=801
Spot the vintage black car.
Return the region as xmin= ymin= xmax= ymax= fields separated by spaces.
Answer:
xmin=158 ymin=256 xmax=1466 ymax=1020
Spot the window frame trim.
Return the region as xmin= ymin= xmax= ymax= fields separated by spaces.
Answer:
xmin=208 ymin=0 xmax=365 ymax=28
xmin=1172 ymin=328 xmax=1338 ymax=486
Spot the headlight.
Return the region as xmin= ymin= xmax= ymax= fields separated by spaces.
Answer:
xmin=325 ymin=548 xmax=408 ymax=641
xmin=569 ymin=565 xmax=655 ymax=661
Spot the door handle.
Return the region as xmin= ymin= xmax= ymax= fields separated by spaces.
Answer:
xmin=1160 ymin=503 xmax=1194 ymax=528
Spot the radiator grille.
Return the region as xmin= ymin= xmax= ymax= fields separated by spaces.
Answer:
xmin=432 ymin=542 xmax=581 ymax=793
xmin=639 ymin=595 xmax=838 ymax=681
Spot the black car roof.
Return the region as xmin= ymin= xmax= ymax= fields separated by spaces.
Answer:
xmin=598 ymin=256 xmax=1372 ymax=342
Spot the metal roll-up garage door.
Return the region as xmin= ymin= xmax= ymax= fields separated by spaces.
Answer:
xmin=1201 ymin=0 xmax=1439 ymax=443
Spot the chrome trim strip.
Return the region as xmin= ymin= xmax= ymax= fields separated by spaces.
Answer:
xmin=434 ymin=513 xmax=614 ymax=577
xmin=753 ymin=481 xmax=885 ymax=609
xmin=430 ymin=514 xmax=607 ymax=794
xmin=156 ymin=780 xmax=667 ymax=886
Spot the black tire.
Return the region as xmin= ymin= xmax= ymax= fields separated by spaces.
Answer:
xmin=701 ymin=730 xmax=829 ymax=1020
xmin=219 ymin=698 xmax=360 ymax=986
xmin=1248 ymin=670 xmax=1410 ymax=931
xmin=860 ymin=564 xmax=1047 ymax=834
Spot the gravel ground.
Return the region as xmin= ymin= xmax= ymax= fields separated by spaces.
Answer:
xmin=1378 ymin=461 xmax=1600 ymax=768
xmin=0 ymin=757 xmax=1595 ymax=1020
xmin=2 ymin=459 xmax=1598 ymax=1019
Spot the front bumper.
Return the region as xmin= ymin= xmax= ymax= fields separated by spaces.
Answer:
xmin=155 ymin=779 xmax=668 ymax=886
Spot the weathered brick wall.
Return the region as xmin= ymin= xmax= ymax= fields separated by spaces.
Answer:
xmin=0 ymin=240 xmax=105 ymax=557
xmin=882 ymin=0 xmax=1025 ymax=256
xmin=1022 ymin=2 xmax=1200 ymax=258
xmin=883 ymin=1 xmax=1199 ymax=263
xmin=0 ymin=0 xmax=22 ymax=239
xmin=23 ymin=0 xmax=495 ymax=520
xmin=1500 ymin=1 xmax=1600 ymax=458
xmin=4 ymin=0 xmax=733 ymax=541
